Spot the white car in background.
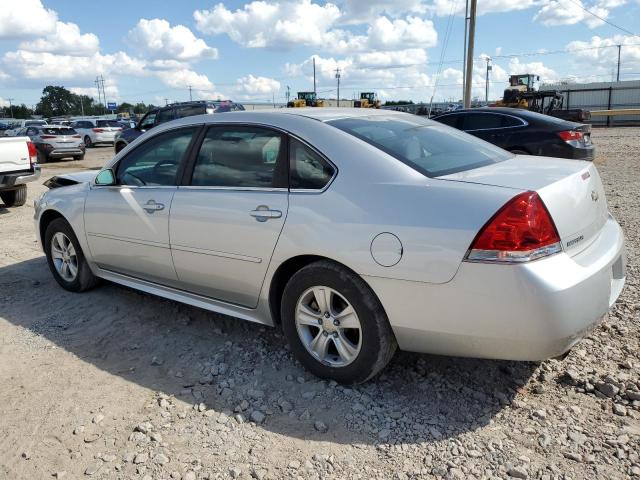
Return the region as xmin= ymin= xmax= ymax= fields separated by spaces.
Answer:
xmin=4 ymin=119 xmax=48 ymax=137
xmin=71 ymin=119 xmax=122 ymax=148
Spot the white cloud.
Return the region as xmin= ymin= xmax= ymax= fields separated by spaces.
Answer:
xmin=534 ymin=0 xmax=627 ymax=28
xmin=0 ymin=0 xmax=57 ymax=38
xmin=337 ymin=0 xmax=427 ymax=21
xmin=70 ymin=85 xmax=120 ymax=101
xmin=2 ymin=50 xmax=145 ymax=82
xmin=354 ymin=48 xmax=427 ymax=67
xmin=155 ymin=68 xmax=214 ymax=90
xmin=19 ymin=21 xmax=99 ymax=56
xmin=128 ymin=18 xmax=218 ymax=61
xmin=194 ymin=0 xmax=342 ymax=49
xmin=563 ymin=34 xmax=640 ymax=81
xmin=235 ymin=74 xmax=281 ymax=97
xmin=366 ymin=16 xmax=437 ymax=50
xmin=427 ymin=0 xmax=538 ymax=16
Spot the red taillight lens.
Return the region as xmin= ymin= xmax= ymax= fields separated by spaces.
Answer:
xmin=40 ymin=135 xmax=56 ymax=139
xmin=557 ymin=130 xmax=583 ymax=142
xmin=467 ymin=191 xmax=562 ymax=263
xmin=72 ymin=134 xmax=81 ymax=138
xmin=92 ymin=128 xmax=104 ymax=133
xmin=27 ymin=141 xmax=37 ymax=166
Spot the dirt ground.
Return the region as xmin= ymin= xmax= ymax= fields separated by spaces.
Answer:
xmin=0 ymin=131 xmax=639 ymax=480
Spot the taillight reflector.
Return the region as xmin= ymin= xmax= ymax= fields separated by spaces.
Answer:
xmin=466 ymin=191 xmax=562 ymax=263
xmin=27 ymin=141 xmax=38 ymax=167
xmin=40 ymin=135 xmax=56 ymax=139
xmin=92 ymin=128 xmax=104 ymax=133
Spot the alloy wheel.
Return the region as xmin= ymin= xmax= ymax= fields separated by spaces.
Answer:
xmin=50 ymin=232 xmax=78 ymax=282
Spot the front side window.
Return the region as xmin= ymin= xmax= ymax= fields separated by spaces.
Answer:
xmin=116 ymin=127 xmax=197 ymax=186
xmin=434 ymin=114 xmax=460 ymax=128
xmin=328 ymin=115 xmax=511 ymax=177
xmin=191 ymin=126 xmax=286 ymax=188
xmin=139 ymin=112 xmax=157 ymax=130
xmin=290 ymin=138 xmax=334 ymax=189
xmin=96 ymin=120 xmax=122 ymax=128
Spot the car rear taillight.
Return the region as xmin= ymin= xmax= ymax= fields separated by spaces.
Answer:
xmin=466 ymin=191 xmax=562 ymax=263
xmin=93 ymin=128 xmax=104 ymax=133
xmin=27 ymin=141 xmax=37 ymax=167
xmin=40 ymin=135 xmax=56 ymax=139
xmin=72 ymin=134 xmax=81 ymax=138
xmin=557 ymin=130 xmax=584 ymax=142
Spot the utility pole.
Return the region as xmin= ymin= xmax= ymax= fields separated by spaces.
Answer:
xmin=463 ymin=0 xmax=469 ymax=98
xmin=463 ymin=0 xmax=477 ymax=108
xmin=188 ymin=85 xmax=193 ymax=101
xmin=95 ymin=77 xmax=102 ymax=114
xmin=616 ymin=44 xmax=621 ymax=82
xmin=79 ymin=95 xmax=85 ymax=116
xmin=7 ymin=98 xmax=14 ymax=118
xmin=313 ymin=57 xmax=317 ymax=95
xmin=485 ymin=57 xmax=492 ymax=104
xmin=335 ymin=67 xmax=341 ymax=107
xmin=165 ymin=98 xmax=169 ymax=106
xmin=286 ymin=85 xmax=290 ymax=105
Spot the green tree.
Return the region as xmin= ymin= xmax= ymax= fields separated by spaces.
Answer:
xmin=0 ymin=103 xmax=34 ymax=119
xmin=35 ymin=86 xmax=77 ymax=117
xmin=383 ymin=100 xmax=414 ymax=106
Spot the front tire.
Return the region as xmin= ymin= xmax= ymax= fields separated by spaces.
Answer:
xmin=0 ymin=184 xmax=27 ymax=207
xmin=281 ymin=260 xmax=397 ymax=384
xmin=44 ymin=218 xmax=99 ymax=292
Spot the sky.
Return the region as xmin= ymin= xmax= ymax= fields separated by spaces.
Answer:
xmin=0 ymin=0 xmax=638 ymax=109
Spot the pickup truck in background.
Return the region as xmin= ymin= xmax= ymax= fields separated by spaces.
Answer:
xmin=0 ymin=137 xmax=40 ymax=207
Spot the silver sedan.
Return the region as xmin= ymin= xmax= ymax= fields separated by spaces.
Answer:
xmin=34 ymin=109 xmax=626 ymax=384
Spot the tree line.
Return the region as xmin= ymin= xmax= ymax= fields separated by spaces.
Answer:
xmin=1 ymin=86 xmax=158 ymax=119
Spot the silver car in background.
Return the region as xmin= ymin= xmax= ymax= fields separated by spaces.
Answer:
xmin=70 ymin=119 xmax=122 ymax=148
xmin=23 ymin=125 xmax=85 ymax=162
xmin=34 ymin=109 xmax=626 ymax=384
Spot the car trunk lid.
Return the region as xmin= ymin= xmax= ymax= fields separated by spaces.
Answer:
xmin=440 ymin=155 xmax=608 ymax=256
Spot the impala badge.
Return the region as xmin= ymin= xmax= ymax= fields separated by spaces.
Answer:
xmin=591 ymin=191 xmax=599 ymax=202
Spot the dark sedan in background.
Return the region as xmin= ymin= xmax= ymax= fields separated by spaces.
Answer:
xmin=432 ymin=107 xmax=594 ymax=161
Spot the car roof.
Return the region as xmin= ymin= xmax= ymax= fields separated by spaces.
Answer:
xmin=208 ymin=107 xmax=408 ymax=123
xmin=434 ymin=107 xmax=531 ymax=116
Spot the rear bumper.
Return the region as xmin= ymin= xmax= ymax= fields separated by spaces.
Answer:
xmin=93 ymin=134 xmax=117 ymax=144
xmin=543 ymin=142 xmax=595 ymax=161
xmin=48 ymin=148 xmax=84 ymax=158
xmin=366 ymin=215 xmax=625 ymax=361
xmin=0 ymin=166 xmax=41 ymax=189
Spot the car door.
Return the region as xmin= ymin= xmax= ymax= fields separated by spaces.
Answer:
xmin=460 ymin=112 xmax=505 ymax=145
xmin=169 ymin=125 xmax=289 ymax=308
xmin=84 ymin=126 xmax=200 ymax=284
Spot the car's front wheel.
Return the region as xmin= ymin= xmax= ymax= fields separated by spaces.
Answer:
xmin=281 ymin=260 xmax=397 ymax=384
xmin=44 ymin=218 xmax=99 ymax=292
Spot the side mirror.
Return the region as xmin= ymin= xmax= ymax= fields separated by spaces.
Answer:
xmin=95 ymin=169 xmax=116 ymax=186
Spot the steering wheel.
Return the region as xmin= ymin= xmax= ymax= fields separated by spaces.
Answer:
xmin=152 ymin=159 xmax=179 ymax=176
xmin=122 ymin=171 xmax=146 ymax=186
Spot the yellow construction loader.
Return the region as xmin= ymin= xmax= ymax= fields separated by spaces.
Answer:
xmin=287 ymin=91 xmax=325 ymax=108
xmin=354 ymin=92 xmax=380 ymax=108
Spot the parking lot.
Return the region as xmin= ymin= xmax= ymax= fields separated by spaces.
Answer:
xmin=0 ymin=129 xmax=639 ymax=479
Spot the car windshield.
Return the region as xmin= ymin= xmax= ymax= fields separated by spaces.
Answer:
xmin=25 ymin=120 xmax=47 ymax=126
xmin=96 ymin=120 xmax=122 ymax=128
xmin=42 ymin=127 xmax=76 ymax=135
xmin=327 ymin=115 xmax=512 ymax=177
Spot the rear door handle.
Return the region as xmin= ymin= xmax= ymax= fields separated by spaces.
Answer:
xmin=250 ymin=205 xmax=282 ymax=222
xmin=143 ymin=199 xmax=165 ymax=213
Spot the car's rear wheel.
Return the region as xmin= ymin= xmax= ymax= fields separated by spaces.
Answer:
xmin=0 ymin=184 xmax=27 ymax=207
xmin=281 ymin=260 xmax=397 ymax=384
xmin=84 ymin=136 xmax=93 ymax=148
xmin=37 ymin=150 xmax=47 ymax=164
xmin=44 ymin=218 xmax=99 ymax=292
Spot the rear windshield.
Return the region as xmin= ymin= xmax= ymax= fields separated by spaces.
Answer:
xmin=42 ymin=127 xmax=76 ymax=135
xmin=327 ymin=115 xmax=512 ymax=177
xmin=96 ymin=120 xmax=122 ymax=128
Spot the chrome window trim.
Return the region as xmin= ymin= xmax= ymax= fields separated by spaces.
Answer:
xmin=461 ymin=112 xmax=529 ymax=132
xmin=177 ymin=186 xmax=289 ymax=193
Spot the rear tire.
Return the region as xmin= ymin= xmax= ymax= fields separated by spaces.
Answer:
xmin=0 ymin=184 xmax=27 ymax=207
xmin=44 ymin=218 xmax=99 ymax=292
xmin=37 ymin=150 xmax=48 ymax=164
xmin=84 ymin=136 xmax=93 ymax=148
xmin=281 ymin=260 xmax=397 ymax=384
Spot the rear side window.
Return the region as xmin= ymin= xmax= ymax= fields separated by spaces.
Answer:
xmin=96 ymin=120 xmax=121 ymax=128
xmin=116 ymin=127 xmax=197 ymax=186
xmin=290 ymin=138 xmax=334 ymax=189
xmin=501 ymin=115 xmax=526 ymax=127
xmin=434 ymin=114 xmax=460 ymax=128
xmin=177 ymin=105 xmax=204 ymax=118
xmin=191 ymin=126 xmax=286 ymax=188
xmin=74 ymin=121 xmax=93 ymax=129
xmin=42 ymin=128 xmax=76 ymax=135
xmin=328 ymin=115 xmax=511 ymax=177
xmin=157 ymin=108 xmax=175 ymax=124
xmin=461 ymin=113 xmax=504 ymax=130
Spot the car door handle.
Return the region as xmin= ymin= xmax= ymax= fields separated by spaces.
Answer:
xmin=250 ymin=206 xmax=282 ymax=222
xmin=143 ymin=199 xmax=165 ymax=213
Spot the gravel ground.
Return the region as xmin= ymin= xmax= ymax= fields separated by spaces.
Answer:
xmin=0 ymin=130 xmax=638 ymax=480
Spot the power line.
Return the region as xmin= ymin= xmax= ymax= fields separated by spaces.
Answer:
xmin=564 ymin=0 xmax=637 ymax=36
